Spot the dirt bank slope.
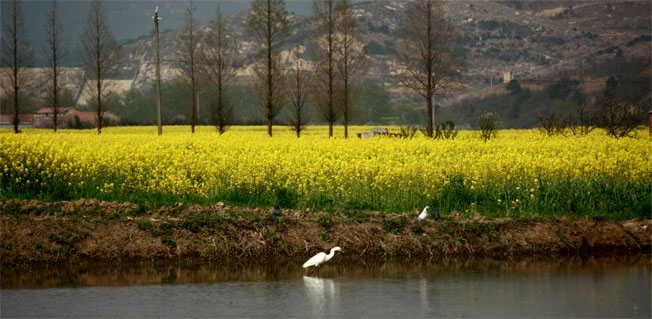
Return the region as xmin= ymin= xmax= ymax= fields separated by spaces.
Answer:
xmin=1 ymin=199 xmax=650 ymax=264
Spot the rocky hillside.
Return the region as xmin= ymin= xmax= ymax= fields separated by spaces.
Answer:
xmin=118 ymin=0 xmax=650 ymax=100
xmin=5 ymin=0 xmax=650 ymax=109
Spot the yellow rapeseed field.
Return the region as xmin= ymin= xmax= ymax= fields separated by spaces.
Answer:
xmin=1 ymin=126 xmax=650 ymax=215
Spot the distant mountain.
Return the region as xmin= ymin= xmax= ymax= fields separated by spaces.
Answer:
xmin=5 ymin=0 xmax=651 ymax=122
xmin=117 ymin=0 xmax=652 ymax=101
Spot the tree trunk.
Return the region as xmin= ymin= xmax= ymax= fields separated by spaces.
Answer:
xmin=52 ymin=59 xmax=58 ymax=132
xmin=96 ymin=15 xmax=102 ymax=135
xmin=425 ymin=2 xmax=433 ymax=138
xmin=266 ymin=0 xmax=273 ymax=137
xmin=12 ymin=1 xmax=19 ymax=134
xmin=344 ymin=78 xmax=349 ymax=139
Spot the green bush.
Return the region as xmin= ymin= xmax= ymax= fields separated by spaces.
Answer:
xmin=162 ymin=237 xmax=176 ymax=249
xmin=477 ymin=111 xmax=499 ymax=141
xmin=319 ymin=214 xmax=333 ymax=230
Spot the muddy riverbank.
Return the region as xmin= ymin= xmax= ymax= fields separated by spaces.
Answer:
xmin=1 ymin=199 xmax=650 ymax=264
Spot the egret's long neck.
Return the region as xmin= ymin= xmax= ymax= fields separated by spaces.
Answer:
xmin=325 ymin=248 xmax=337 ymax=261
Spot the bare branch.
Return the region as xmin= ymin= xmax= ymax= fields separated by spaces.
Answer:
xmin=311 ymin=0 xmax=340 ymax=137
xmin=286 ymin=42 xmax=310 ymax=137
xmin=1 ymin=0 xmax=33 ymax=133
xmin=335 ymin=0 xmax=368 ymax=138
xmin=78 ymin=0 xmax=121 ymax=134
xmin=42 ymin=0 xmax=66 ymax=132
xmin=201 ymin=4 xmax=239 ymax=135
xmin=394 ymin=0 xmax=465 ymax=137
xmin=246 ymin=0 xmax=289 ymax=137
xmin=175 ymin=0 xmax=201 ymax=133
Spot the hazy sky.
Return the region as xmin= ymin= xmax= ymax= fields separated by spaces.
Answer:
xmin=17 ymin=0 xmax=318 ymax=42
xmin=8 ymin=0 xmax=333 ymax=65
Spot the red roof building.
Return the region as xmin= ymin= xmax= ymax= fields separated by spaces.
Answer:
xmin=0 ymin=114 xmax=34 ymax=128
xmin=33 ymin=107 xmax=75 ymax=118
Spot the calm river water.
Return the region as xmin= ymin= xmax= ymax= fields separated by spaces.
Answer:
xmin=2 ymin=255 xmax=650 ymax=318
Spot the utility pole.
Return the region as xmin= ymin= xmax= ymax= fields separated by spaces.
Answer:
xmin=153 ymin=6 xmax=163 ymax=135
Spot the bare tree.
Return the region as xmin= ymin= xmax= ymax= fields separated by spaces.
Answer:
xmin=176 ymin=0 xmax=201 ymax=134
xmin=246 ymin=0 xmax=289 ymax=137
xmin=568 ymin=104 xmax=597 ymax=136
xmin=287 ymin=42 xmax=310 ymax=138
xmin=201 ymin=4 xmax=238 ymax=135
xmin=335 ymin=0 xmax=367 ymax=138
xmin=1 ymin=0 xmax=33 ymax=133
xmin=395 ymin=0 xmax=464 ymax=138
xmin=43 ymin=0 xmax=65 ymax=132
xmin=311 ymin=0 xmax=339 ymax=137
xmin=597 ymin=96 xmax=646 ymax=139
xmin=78 ymin=0 xmax=120 ymax=134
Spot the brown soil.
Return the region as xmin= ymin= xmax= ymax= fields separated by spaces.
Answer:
xmin=1 ymin=199 xmax=650 ymax=264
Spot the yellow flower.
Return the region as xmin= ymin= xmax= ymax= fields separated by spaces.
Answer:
xmin=0 ymin=126 xmax=649 ymax=210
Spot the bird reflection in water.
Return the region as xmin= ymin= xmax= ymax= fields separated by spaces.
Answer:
xmin=303 ymin=275 xmax=337 ymax=316
xmin=419 ymin=275 xmax=430 ymax=314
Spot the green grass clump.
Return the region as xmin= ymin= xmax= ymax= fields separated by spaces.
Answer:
xmin=161 ymin=237 xmax=176 ymax=249
xmin=318 ymin=214 xmax=333 ymax=230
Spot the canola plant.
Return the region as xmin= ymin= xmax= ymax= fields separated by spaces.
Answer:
xmin=1 ymin=126 xmax=650 ymax=218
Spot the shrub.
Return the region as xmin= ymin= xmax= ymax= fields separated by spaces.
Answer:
xmin=597 ymin=96 xmax=646 ymax=138
xmin=477 ymin=111 xmax=499 ymax=141
xmin=435 ymin=120 xmax=458 ymax=140
xmin=399 ymin=126 xmax=418 ymax=139
xmin=537 ymin=113 xmax=569 ymax=136
xmin=318 ymin=214 xmax=333 ymax=230
xmin=506 ymin=79 xmax=521 ymax=94
xmin=320 ymin=231 xmax=329 ymax=241
xmin=162 ymin=237 xmax=176 ymax=249
xmin=547 ymin=77 xmax=578 ymax=99
xmin=568 ymin=104 xmax=597 ymax=136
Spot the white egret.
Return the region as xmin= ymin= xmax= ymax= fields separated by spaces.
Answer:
xmin=302 ymin=247 xmax=342 ymax=274
xmin=417 ymin=206 xmax=429 ymax=220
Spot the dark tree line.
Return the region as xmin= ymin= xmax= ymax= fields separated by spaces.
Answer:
xmin=3 ymin=0 xmax=467 ymax=137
